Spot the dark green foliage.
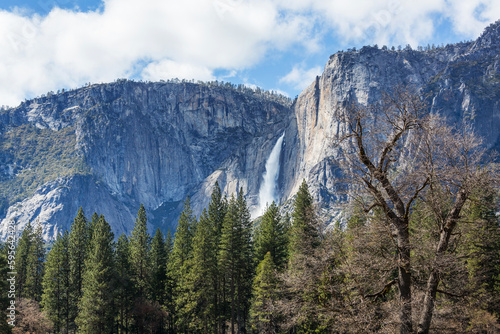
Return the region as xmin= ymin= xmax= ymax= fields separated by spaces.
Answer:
xmin=169 ymin=197 xmax=196 ymax=280
xmin=89 ymin=212 xmax=99 ymax=242
xmin=250 ymin=252 xmax=280 ymax=333
xmin=289 ymin=180 xmax=320 ymax=262
xmin=218 ymin=189 xmax=253 ymax=333
xmin=164 ymin=229 xmax=175 ymax=332
xmin=218 ymin=194 xmax=240 ymax=333
xmin=68 ymin=207 xmax=89 ymax=328
xmin=130 ymin=204 xmax=151 ymax=299
xmin=254 ymin=201 xmax=289 ymax=269
xmin=461 ymin=193 xmax=500 ymax=318
xmin=169 ymin=196 xmax=197 ymax=332
xmin=75 ymin=215 xmax=116 ymax=333
xmin=207 ymin=181 xmax=228 ymax=333
xmin=14 ymin=222 xmax=33 ymax=299
xmin=150 ymin=228 xmax=167 ymax=305
xmin=24 ymin=223 xmax=45 ymax=302
xmin=115 ymin=234 xmax=133 ymax=333
xmin=182 ymin=209 xmax=216 ymax=332
xmin=42 ymin=232 xmax=70 ymax=333
xmin=0 ymin=244 xmax=12 ymax=333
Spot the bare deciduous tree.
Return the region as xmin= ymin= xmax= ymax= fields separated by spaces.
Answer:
xmin=335 ymin=85 xmax=498 ymax=334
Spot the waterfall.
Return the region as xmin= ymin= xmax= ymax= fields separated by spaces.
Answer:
xmin=252 ymin=132 xmax=285 ymax=218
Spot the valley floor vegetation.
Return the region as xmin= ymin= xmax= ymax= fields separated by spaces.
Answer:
xmin=0 ymin=87 xmax=499 ymax=333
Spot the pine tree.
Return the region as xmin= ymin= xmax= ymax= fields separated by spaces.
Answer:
xmin=68 ymin=207 xmax=89 ymax=329
xmin=183 ymin=209 xmax=216 ymax=332
xmin=283 ymin=180 xmax=323 ymax=332
xmin=14 ymin=222 xmax=34 ymax=299
xmin=0 ymin=244 xmax=12 ymax=334
xmin=250 ymin=252 xmax=280 ymax=334
xmin=169 ymin=196 xmax=196 ymax=332
xmin=115 ymin=234 xmax=133 ymax=334
xmin=218 ymin=194 xmax=240 ymax=334
xmin=164 ymin=229 xmax=175 ymax=333
xmin=150 ymin=228 xmax=167 ymax=305
xmin=236 ymin=188 xmax=253 ymax=333
xmin=207 ymin=181 xmax=227 ymax=333
xmin=208 ymin=181 xmax=227 ymax=242
xmin=218 ymin=189 xmax=253 ymax=334
xmin=129 ymin=204 xmax=151 ymax=299
xmin=461 ymin=193 xmax=500 ymax=317
xmin=75 ymin=215 xmax=116 ymax=333
xmin=88 ymin=212 xmax=99 ymax=242
xmin=254 ymin=201 xmax=288 ymax=269
xmin=42 ymin=232 xmax=70 ymax=333
xmin=288 ymin=180 xmax=320 ymax=262
xmin=24 ymin=222 xmax=45 ymax=302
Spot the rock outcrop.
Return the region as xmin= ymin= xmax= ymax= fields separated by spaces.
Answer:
xmin=281 ymin=21 xmax=500 ymax=215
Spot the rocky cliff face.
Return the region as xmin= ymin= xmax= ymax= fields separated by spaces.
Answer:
xmin=0 ymin=21 xmax=498 ymax=240
xmin=0 ymin=81 xmax=291 ymax=239
xmin=281 ymin=21 xmax=500 ymax=217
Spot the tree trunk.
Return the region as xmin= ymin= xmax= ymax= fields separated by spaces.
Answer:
xmin=417 ymin=269 xmax=439 ymax=334
xmin=396 ymin=222 xmax=413 ymax=334
xmin=417 ymin=189 xmax=468 ymax=334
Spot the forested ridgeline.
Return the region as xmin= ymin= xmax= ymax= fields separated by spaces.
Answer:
xmin=1 ymin=88 xmax=500 ymax=333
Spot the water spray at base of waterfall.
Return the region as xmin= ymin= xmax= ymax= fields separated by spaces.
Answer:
xmin=252 ymin=132 xmax=285 ymax=218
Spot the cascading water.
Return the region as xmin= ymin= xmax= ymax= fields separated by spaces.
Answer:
xmin=252 ymin=132 xmax=285 ymax=218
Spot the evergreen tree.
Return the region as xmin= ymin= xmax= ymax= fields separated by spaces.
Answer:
xmin=169 ymin=196 xmax=196 ymax=332
xmin=183 ymin=209 xmax=216 ymax=332
xmin=14 ymin=222 xmax=34 ymax=299
xmin=169 ymin=197 xmax=196 ymax=280
xmin=218 ymin=189 xmax=253 ymax=334
xmin=207 ymin=181 xmax=227 ymax=333
xmin=250 ymin=252 xmax=280 ymax=334
xmin=218 ymin=194 xmax=240 ymax=334
xmin=129 ymin=204 xmax=151 ymax=299
xmin=164 ymin=229 xmax=175 ymax=333
xmin=24 ymin=222 xmax=45 ymax=302
xmin=68 ymin=207 xmax=89 ymax=329
xmin=115 ymin=234 xmax=133 ymax=334
xmin=88 ymin=212 xmax=99 ymax=242
xmin=208 ymin=181 xmax=227 ymax=242
xmin=283 ymin=180 xmax=323 ymax=332
xmin=254 ymin=201 xmax=288 ymax=269
xmin=461 ymin=193 xmax=500 ymax=317
xmin=42 ymin=232 xmax=70 ymax=333
xmin=75 ymin=215 xmax=116 ymax=333
xmin=236 ymin=188 xmax=253 ymax=333
xmin=288 ymin=180 xmax=320 ymax=262
xmin=0 ymin=244 xmax=12 ymax=334
xmin=150 ymin=228 xmax=167 ymax=305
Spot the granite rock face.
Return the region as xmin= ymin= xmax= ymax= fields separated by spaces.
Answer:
xmin=0 ymin=21 xmax=498 ymax=240
xmin=0 ymin=81 xmax=291 ymax=239
xmin=280 ymin=21 xmax=500 ymax=215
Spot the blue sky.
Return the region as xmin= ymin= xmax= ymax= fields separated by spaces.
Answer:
xmin=0 ymin=0 xmax=498 ymax=106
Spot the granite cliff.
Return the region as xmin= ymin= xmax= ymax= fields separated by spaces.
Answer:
xmin=0 ymin=21 xmax=498 ymax=240
xmin=0 ymin=81 xmax=291 ymax=239
xmin=280 ymin=20 xmax=499 ymax=217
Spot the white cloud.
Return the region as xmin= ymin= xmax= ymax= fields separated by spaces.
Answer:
xmin=446 ymin=0 xmax=500 ymax=36
xmin=0 ymin=0 xmax=499 ymax=106
xmin=0 ymin=0 xmax=313 ymax=106
xmin=279 ymin=65 xmax=322 ymax=90
xmin=277 ymin=0 xmax=499 ymax=47
xmin=141 ymin=60 xmax=215 ymax=82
